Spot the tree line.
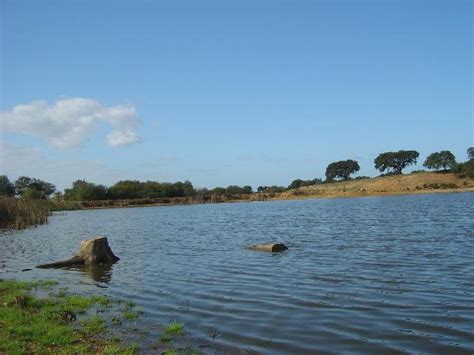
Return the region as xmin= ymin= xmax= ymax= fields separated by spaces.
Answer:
xmin=264 ymin=147 xmax=473 ymax=191
xmin=0 ymin=177 xmax=257 ymax=201
xmin=324 ymin=148 xmax=473 ymax=181
xmin=1 ymin=147 xmax=473 ymax=200
xmin=0 ymin=176 xmax=56 ymax=200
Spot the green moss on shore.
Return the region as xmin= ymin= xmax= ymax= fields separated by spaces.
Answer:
xmin=0 ymin=279 xmax=202 ymax=354
xmin=0 ymin=279 xmax=137 ymax=354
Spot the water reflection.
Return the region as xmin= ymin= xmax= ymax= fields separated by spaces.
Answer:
xmin=67 ymin=264 xmax=114 ymax=284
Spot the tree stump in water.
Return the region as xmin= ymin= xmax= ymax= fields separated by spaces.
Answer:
xmin=248 ymin=243 xmax=288 ymax=252
xmin=37 ymin=237 xmax=119 ymax=268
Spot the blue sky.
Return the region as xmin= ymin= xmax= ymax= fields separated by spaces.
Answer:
xmin=1 ymin=0 xmax=472 ymax=191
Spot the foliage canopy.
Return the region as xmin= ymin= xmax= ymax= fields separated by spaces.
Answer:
xmin=423 ymin=151 xmax=456 ymax=171
xmin=454 ymin=159 xmax=474 ymax=178
xmin=287 ymin=178 xmax=323 ymax=190
xmin=467 ymin=147 xmax=474 ymax=160
xmin=14 ymin=176 xmax=56 ymax=199
xmin=325 ymin=160 xmax=360 ymax=181
xmin=374 ymin=150 xmax=419 ymax=174
xmin=0 ymin=176 xmax=15 ymax=197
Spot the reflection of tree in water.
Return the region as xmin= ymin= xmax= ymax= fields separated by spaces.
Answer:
xmin=69 ymin=264 xmax=114 ymax=284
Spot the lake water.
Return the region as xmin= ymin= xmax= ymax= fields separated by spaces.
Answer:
xmin=1 ymin=192 xmax=473 ymax=354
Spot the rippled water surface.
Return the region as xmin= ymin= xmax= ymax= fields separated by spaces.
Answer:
xmin=1 ymin=193 xmax=474 ymax=353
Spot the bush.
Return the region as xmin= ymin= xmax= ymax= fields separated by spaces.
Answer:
xmin=454 ymin=160 xmax=474 ymax=178
xmin=379 ymin=171 xmax=400 ymax=177
xmin=354 ymin=176 xmax=370 ymax=180
xmin=287 ymin=179 xmax=322 ymax=190
xmin=0 ymin=176 xmax=15 ymax=196
xmin=257 ymin=185 xmax=287 ymax=193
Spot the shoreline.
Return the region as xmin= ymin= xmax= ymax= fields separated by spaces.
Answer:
xmin=30 ymin=172 xmax=471 ymax=213
xmin=78 ymin=185 xmax=474 ymax=211
xmin=0 ymin=279 xmax=198 ymax=354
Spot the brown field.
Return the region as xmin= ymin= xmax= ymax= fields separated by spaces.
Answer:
xmin=279 ymin=172 xmax=474 ymax=200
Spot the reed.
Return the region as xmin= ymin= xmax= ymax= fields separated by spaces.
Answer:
xmin=0 ymin=197 xmax=50 ymax=229
xmin=48 ymin=199 xmax=82 ymax=211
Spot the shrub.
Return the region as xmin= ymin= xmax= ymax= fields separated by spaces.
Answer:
xmin=454 ymin=160 xmax=474 ymax=178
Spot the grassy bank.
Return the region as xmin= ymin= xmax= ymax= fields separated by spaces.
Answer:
xmin=0 ymin=198 xmax=50 ymax=229
xmin=3 ymin=173 xmax=472 ymax=226
xmin=282 ymin=171 xmax=474 ymax=200
xmin=75 ymin=172 xmax=474 ymax=209
xmin=0 ymin=279 xmax=137 ymax=354
xmin=0 ymin=279 xmax=198 ymax=354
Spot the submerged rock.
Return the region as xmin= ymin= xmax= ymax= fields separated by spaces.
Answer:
xmin=248 ymin=243 xmax=288 ymax=252
xmin=37 ymin=237 xmax=119 ymax=269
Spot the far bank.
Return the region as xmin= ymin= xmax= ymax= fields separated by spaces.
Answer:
xmin=2 ymin=172 xmax=472 ymax=230
xmin=77 ymin=172 xmax=474 ymax=209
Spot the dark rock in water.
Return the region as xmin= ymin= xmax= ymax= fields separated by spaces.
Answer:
xmin=248 ymin=243 xmax=288 ymax=252
xmin=36 ymin=237 xmax=119 ymax=269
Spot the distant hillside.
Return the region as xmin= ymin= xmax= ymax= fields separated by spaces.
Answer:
xmin=280 ymin=172 xmax=474 ymax=200
xmin=74 ymin=172 xmax=473 ymax=210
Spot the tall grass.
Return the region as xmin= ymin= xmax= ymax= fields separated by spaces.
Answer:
xmin=0 ymin=197 xmax=50 ymax=229
xmin=48 ymin=199 xmax=82 ymax=211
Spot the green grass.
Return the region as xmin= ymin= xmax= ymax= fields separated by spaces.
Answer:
xmin=123 ymin=310 xmax=140 ymax=321
xmin=64 ymin=294 xmax=95 ymax=311
xmin=164 ymin=322 xmax=184 ymax=336
xmin=157 ymin=321 xmax=186 ymax=352
xmin=92 ymin=295 xmax=112 ymax=307
xmin=163 ymin=350 xmax=179 ymax=355
xmin=0 ymin=279 xmax=138 ymax=354
xmin=81 ymin=315 xmax=107 ymax=333
xmin=103 ymin=343 xmax=138 ymax=355
xmin=124 ymin=300 xmax=136 ymax=308
xmin=1 ymin=279 xmax=202 ymax=354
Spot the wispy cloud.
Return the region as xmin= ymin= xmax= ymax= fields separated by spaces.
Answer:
xmin=0 ymin=98 xmax=141 ymax=148
xmin=0 ymin=141 xmax=182 ymax=191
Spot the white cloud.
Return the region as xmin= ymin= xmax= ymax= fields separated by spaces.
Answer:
xmin=107 ymin=129 xmax=141 ymax=146
xmin=0 ymin=98 xmax=141 ymax=148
